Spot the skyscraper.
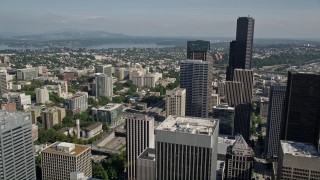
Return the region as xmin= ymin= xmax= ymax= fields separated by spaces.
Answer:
xmin=95 ymin=73 xmax=113 ymax=99
xmin=282 ymin=72 xmax=320 ymax=151
xmin=180 ymin=60 xmax=211 ymax=117
xmin=224 ymin=135 xmax=254 ymax=179
xmin=224 ymin=81 xmax=243 ymax=107
xmin=187 ymin=40 xmax=212 ymax=61
xmin=0 ymin=111 xmax=36 ymax=179
xmin=126 ymin=113 xmax=155 ymax=180
xmin=224 ymin=69 xmax=254 ymax=142
xmin=213 ymin=103 xmax=235 ymax=136
xmin=226 ymin=16 xmax=255 ymax=81
xmin=165 ymin=88 xmax=186 ymax=117
xmin=265 ymin=85 xmax=286 ymax=159
xmin=155 ymin=115 xmax=219 ymax=179
xmin=233 ymin=69 xmax=254 ymax=103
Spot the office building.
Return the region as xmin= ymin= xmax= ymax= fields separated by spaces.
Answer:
xmin=234 ymin=103 xmax=251 ymax=141
xmin=64 ymin=92 xmax=88 ymax=114
xmin=126 ymin=113 xmax=155 ymax=180
xmin=277 ymin=141 xmax=320 ymax=180
xmin=17 ymin=68 xmax=38 ymax=80
xmin=155 ymin=116 xmax=219 ymax=179
xmin=224 ymin=135 xmax=254 ymax=179
xmin=41 ymin=107 xmax=66 ymax=130
xmin=95 ymin=64 xmax=113 ymax=76
xmin=0 ymin=111 xmax=36 ymax=179
xmin=218 ymin=81 xmax=225 ymax=98
xmin=226 ymin=16 xmax=255 ymax=81
xmin=92 ymin=103 xmax=123 ymax=127
xmin=115 ymin=67 xmax=125 ymax=81
xmin=233 ymin=69 xmax=254 ymax=103
xmin=224 ymin=81 xmax=243 ymax=107
xmin=42 ymin=142 xmax=92 ymax=180
xmin=95 ymin=73 xmax=113 ymax=99
xmin=137 ymin=148 xmax=156 ymax=180
xmin=282 ymin=72 xmax=320 ymax=151
xmin=213 ymin=103 xmax=235 ymax=136
xmin=0 ymin=70 xmax=9 ymax=96
xmin=143 ymin=73 xmax=162 ymax=88
xmin=187 ymin=40 xmax=212 ymax=62
xmin=35 ymin=87 xmax=49 ymax=104
xmin=260 ymin=97 xmax=269 ymax=119
xmin=265 ymin=85 xmax=286 ymax=159
xmin=2 ymin=92 xmax=31 ymax=110
xmin=180 ymin=60 xmax=211 ymax=117
xmin=165 ymin=88 xmax=186 ymax=117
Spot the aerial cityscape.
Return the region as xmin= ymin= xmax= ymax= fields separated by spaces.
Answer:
xmin=0 ymin=1 xmax=320 ymax=180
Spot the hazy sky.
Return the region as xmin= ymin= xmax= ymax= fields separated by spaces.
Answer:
xmin=0 ymin=0 xmax=319 ymax=38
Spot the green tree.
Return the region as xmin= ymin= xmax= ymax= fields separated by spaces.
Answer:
xmin=99 ymin=97 xmax=110 ymax=106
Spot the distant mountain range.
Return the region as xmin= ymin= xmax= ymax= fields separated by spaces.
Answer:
xmin=0 ymin=30 xmax=133 ymax=41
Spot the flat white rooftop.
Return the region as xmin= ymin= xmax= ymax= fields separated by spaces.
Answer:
xmin=156 ymin=115 xmax=218 ymax=136
xmin=281 ymin=140 xmax=320 ymax=158
xmin=96 ymin=103 xmax=122 ymax=111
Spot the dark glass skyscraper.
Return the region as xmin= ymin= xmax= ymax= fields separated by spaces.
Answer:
xmin=226 ymin=16 xmax=255 ymax=81
xmin=187 ymin=40 xmax=212 ymax=61
xmin=282 ymin=71 xmax=320 ymax=152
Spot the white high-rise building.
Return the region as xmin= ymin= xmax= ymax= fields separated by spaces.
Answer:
xmin=165 ymin=88 xmax=186 ymax=117
xmin=0 ymin=111 xmax=36 ymax=179
xmin=0 ymin=70 xmax=9 ymax=96
xmin=64 ymin=92 xmax=88 ymax=114
xmin=95 ymin=64 xmax=113 ymax=76
xmin=126 ymin=113 xmax=155 ymax=180
xmin=95 ymin=73 xmax=113 ymax=100
xmin=2 ymin=92 xmax=31 ymax=110
xmin=35 ymin=87 xmax=49 ymax=104
xmin=155 ymin=115 xmax=219 ymax=179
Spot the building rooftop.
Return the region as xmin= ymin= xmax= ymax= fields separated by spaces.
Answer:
xmin=156 ymin=115 xmax=218 ymax=136
xmin=125 ymin=113 xmax=154 ymax=122
xmin=0 ymin=111 xmax=31 ymax=130
xmin=96 ymin=103 xmax=122 ymax=111
xmin=213 ymin=103 xmax=235 ymax=110
xmin=137 ymin=148 xmax=155 ymax=161
xmin=42 ymin=142 xmax=90 ymax=157
xmin=83 ymin=122 xmax=102 ymax=131
xmin=187 ymin=40 xmax=210 ymax=52
xmin=281 ymin=140 xmax=320 ymax=158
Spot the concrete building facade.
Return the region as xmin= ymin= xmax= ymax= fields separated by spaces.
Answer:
xmin=155 ymin=116 xmax=219 ymax=179
xmin=224 ymin=135 xmax=254 ymax=179
xmin=126 ymin=113 xmax=155 ymax=180
xmin=277 ymin=141 xmax=320 ymax=180
xmin=64 ymin=92 xmax=88 ymax=114
xmin=95 ymin=73 xmax=113 ymax=99
xmin=41 ymin=107 xmax=66 ymax=130
xmin=165 ymin=88 xmax=186 ymax=117
xmin=35 ymin=87 xmax=49 ymax=104
xmin=180 ymin=60 xmax=211 ymax=118
xmin=0 ymin=111 xmax=36 ymax=180
xmin=41 ymin=142 xmax=92 ymax=180
xmin=137 ymin=148 xmax=156 ymax=180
